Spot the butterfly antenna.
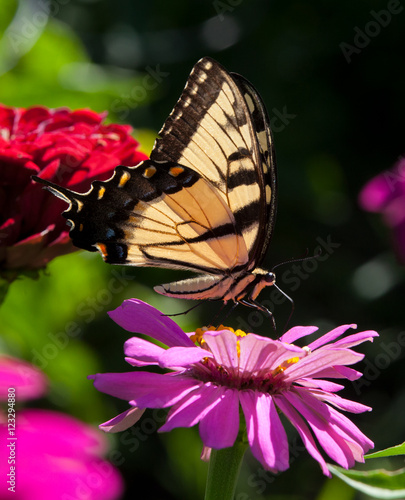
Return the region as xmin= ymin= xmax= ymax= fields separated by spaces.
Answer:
xmin=273 ymin=283 xmax=295 ymax=334
xmin=271 ymin=248 xmax=322 ymax=272
xmin=32 ymin=175 xmax=77 ymax=204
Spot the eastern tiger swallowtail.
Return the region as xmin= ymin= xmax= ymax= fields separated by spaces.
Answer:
xmin=34 ymin=57 xmax=279 ymax=319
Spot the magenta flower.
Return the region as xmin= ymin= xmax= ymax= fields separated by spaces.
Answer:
xmin=0 ymin=356 xmax=124 ymax=500
xmin=0 ymin=356 xmax=47 ymax=401
xmin=90 ymin=299 xmax=377 ymax=476
xmin=0 ymin=409 xmax=124 ymax=500
xmin=359 ymin=156 xmax=405 ymax=263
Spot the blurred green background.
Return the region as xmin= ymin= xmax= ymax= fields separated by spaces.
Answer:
xmin=1 ymin=0 xmax=405 ymax=498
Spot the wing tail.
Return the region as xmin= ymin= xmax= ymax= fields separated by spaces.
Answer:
xmin=32 ymin=175 xmax=80 ymax=205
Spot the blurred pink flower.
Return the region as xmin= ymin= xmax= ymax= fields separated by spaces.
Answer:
xmin=90 ymin=299 xmax=377 ymax=476
xmin=0 ymin=104 xmax=147 ymax=273
xmin=0 ymin=356 xmax=47 ymax=401
xmin=0 ymin=410 xmax=124 ymax=500
xmin=359 ymin=156 xmax=405 ymax=263
xmin=0 ymin=356 xmax=124 ymax=499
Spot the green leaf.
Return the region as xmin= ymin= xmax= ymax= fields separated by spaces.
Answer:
xmin=366 ymin=443 xmax=405 ymax=459
xmin=329 ymin=465 xmax=405 ymax=499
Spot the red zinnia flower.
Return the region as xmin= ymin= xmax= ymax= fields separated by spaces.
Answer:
xmin=0 ymin=104 xmax=147 ymax=273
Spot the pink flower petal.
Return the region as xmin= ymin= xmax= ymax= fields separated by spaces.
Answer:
xmin=159 ymin=383 xmax=220 ymax=432
xmin=99 ymin=407 xmax=145 ymax=433
xmin=311 ymin=365 xmax=362 ymax=381
xmin=0 ymin=356 xmax=47 ymax=401
xmin=284 ymin=390 xmax=372 ymax=468
xmin=359 ymin=174 xmax=392 ymax=211
xmin=307 ymin=324 xmax=357 ymax=350
xmin=0 ymin=409 xmax=124 ymax=500
xmin=240 ymin=391 xmax=289 ymax=472
xmin=203 ymin=330 xmax=239 ymax=370
xmin=296 ymin=378 xmax=344 ymax=392
xmin=274 ymin=395 xmax=331 ymax=476
xmin=332 ymin=330 xmax=378 ymax=349
xmin=279 ymin=326 xmax=319 ymax=344
xmin=89 ymin=371 xmax=199 ymax=408
xmin=158 ymin=346 xmax=213 ymax=368
xmin=313 ymin=390 xmax=371 ymax=414
xmin=283 ymin=349 xmax=363 ymax=383
xmin=124 ymin=337 xmax=165 ymax=367
xmin=108 ymin=299 xmax=194 ymax=347
xmin=239 ymin=334 xmax=304 ymax=374
xmin=326 ymin=403 xmax=374 ymax=451
xmin=199 ymin=388 xmax=239 ymax=449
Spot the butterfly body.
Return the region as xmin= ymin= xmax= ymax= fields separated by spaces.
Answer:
xmin=34 ymin=57 xmax=278 ymax=315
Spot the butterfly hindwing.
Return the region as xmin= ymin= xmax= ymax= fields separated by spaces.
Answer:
xmin=50 ymin=160 xmax=249 ymax=274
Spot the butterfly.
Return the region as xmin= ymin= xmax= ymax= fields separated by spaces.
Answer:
xmin=34 ymin=57 xmax=279 ymax=321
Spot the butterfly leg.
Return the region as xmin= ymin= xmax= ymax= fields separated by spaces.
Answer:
xmin=210 ymin=301 xmax=239 ymax=326
xmin=238 ymin=298 xmax=276 ymax=332
xmin=164 ymin=302 xmax=204 ymax=317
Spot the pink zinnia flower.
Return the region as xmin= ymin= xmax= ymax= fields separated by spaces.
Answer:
xmin=0 ymin=356 xmax=47 ymax=401
xmin=0 ymin=410 xmax=124 ymax=500
xmin=0 ymin=104 xmax=147 ymax=272
xmin=90 ymin=299 xmax=377 ymax=476
xmin=359 ymin=156 xmax=405 ymax=263
xmin=0 ymin=356 xmax=124 ymax=500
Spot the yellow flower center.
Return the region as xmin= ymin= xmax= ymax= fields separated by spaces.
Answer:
xmin=272 ymin=356 xmax=300 ymax=377
xmin=191 ymin=325 xmax=248 ymax=357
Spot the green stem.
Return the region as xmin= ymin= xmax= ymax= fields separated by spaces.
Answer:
xmin=204 ymin=441 xmax=248 ymax=500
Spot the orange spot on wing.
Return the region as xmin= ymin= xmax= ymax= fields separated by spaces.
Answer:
xmin=169 ymin=166 xmax=184 ymax=177
xmin=119 ymin=171 xmax=131 ymax=187
xmin=97 ymin=243 xmax=108 ymax=257
xmin=143 ymin=166 xmax=157 ymax=179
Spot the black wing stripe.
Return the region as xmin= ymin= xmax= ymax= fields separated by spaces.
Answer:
xmin=152 ymin=60 xmax=252 ymax=188
xmin=138 ymin=222 xmax=237 ymax=247
xmin=227 ymin=168 xmax=257 ymax=190
xmin=233 ymin=200 xmax=261 ymax=233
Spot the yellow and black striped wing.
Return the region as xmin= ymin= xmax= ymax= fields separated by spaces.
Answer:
xmin=33 ymin=57 xmax=276 ymax=301
xmin=40 ymin=161 xmax=249 ymax=273
xmin=151 ymin=57 xmax=276 ymax=269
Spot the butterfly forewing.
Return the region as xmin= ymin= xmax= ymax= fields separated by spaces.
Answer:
xmin=231 ymin=72 xmax=277 ymax=266
xmin=151 ymin=57 xmax=275 ymax=269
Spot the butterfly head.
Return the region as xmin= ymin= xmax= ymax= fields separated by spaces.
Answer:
xmin=263 ymin=270 xmax=276 ymax=286
xmin=248 ymin=267 xmax=276 ymax=302
xmin=253 ymin=267 xmax=276 ymax=284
